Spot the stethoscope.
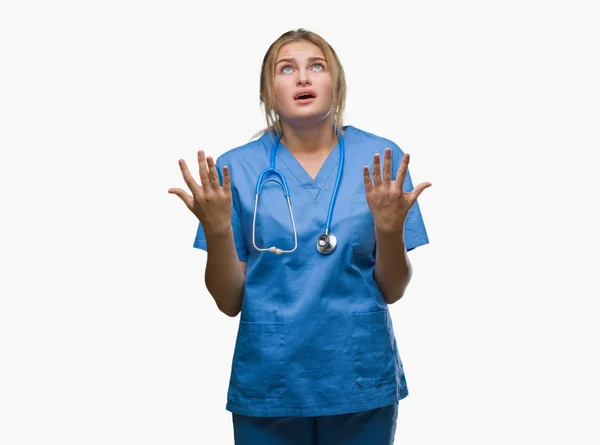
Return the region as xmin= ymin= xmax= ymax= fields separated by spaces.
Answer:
xmin=252 ymin=130 xmax=345 ymax=255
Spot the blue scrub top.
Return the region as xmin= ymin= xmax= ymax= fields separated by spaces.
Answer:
xmin=193 ymin=125 xmax=429 ymax=417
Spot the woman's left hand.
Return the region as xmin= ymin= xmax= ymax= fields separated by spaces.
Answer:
xmin=364 ymin=148 xmax=432 ymax=233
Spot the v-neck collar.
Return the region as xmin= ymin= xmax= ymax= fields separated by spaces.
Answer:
xmin=275 ymin=140 xmax=339 ymax=201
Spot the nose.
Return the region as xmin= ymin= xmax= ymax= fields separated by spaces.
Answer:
xmin=296 ymin=69 xmax=311 ymax=86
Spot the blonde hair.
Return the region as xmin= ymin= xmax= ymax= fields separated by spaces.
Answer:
xmin=254 ymin=28 xmax=347 ymax=139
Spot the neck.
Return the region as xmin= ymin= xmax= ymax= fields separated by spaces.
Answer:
xmin=279 ymin=119 xmax=339 ymax=155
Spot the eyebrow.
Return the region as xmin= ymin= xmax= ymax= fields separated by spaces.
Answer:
xmin=275 ymin=56 xmax=327 ymax=65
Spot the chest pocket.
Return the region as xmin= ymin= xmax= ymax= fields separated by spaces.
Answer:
xmin=351 ymin=193 xmax=376 ymax=255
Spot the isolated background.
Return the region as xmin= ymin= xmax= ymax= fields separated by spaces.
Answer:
xmin=1 ymin=0 xmax=599 ymax=444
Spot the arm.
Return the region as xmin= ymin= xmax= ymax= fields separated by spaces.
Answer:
xmin=365 ymin=148 xmax=430 ymax=305
xmin=169 ymin=151 xmax=247 ymax=317
xmin=374 ymin=228 xmax=412 ymax=305
xmin=204 ymin=227 xmax=247 ymax=317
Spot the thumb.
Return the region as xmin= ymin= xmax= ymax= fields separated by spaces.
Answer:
xmin=168 ymin=188 xmax=194 ymax=210
xmin=410 ymin=182 xmax=432 ymax=201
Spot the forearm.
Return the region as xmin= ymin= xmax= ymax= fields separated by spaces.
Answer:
xmin=374 ymin=228 xmax=413 ymax=305
xmin=204 ymin=226 xmax=245 ymax=317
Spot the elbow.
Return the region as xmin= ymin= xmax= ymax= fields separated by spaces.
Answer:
xmin=206 ymin=280 xmax=242 ymax=317
xmin=210 ymin=292 xmax=241 ymax=317
xmin=219 ymin=303 xmax=241 ymax=318
xmin=383 ymin=280 xmax=410 ymax=305
xmin=375 ymin=260 xmax=413 ymax=305
xmin=384 ymin=289 xmax=405 ymax=305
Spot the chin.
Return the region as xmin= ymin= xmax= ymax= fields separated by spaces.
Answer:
xmin=284 ymin=108 xmax=333 ymax=124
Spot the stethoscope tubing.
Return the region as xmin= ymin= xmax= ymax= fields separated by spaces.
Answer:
xmin=252 ymin=129 xmax=345 ymax=254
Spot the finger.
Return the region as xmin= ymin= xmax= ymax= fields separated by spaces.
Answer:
xmin=394 ymin=153 xmax=410 ymax=190
xmin=168 ymin=187 xmax=194 ymax=210
xmin=178 ymin=159 xmax=201 ymax=195
xmin=197 ymin=150 xmax=210 ymax=188
xmin=409 ymin=181 xmax=432 ymax=202
xmin=222 ymin=165 xmax=231 ymax=193
xmin=382 ymin=148 xmax=392 ymax=183
xmin=363 ymin=166 xmax=373 ymax=193
xmin=206 ymin=156 xmax=219 ymax=189
xmin=372 ymin=153 xmax=382 ymax=186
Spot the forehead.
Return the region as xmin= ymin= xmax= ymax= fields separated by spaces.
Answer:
xmin=276 ymin=41 xmax=325 ymax=60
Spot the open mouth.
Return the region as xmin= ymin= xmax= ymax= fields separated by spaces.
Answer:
xmin=294 ymin=91 xmax=316 ymax=100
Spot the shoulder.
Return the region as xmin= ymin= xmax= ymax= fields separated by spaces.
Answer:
xmin=343 ymin=125 xmax=405 ymax=157
xmin=215 ymin=131 xmax=275 ymax=167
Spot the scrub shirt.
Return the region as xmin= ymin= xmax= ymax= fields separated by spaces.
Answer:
xmin=193 ymin=125 xmax=429 ymax=418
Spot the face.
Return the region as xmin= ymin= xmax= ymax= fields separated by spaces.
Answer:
xmin=273 ymin=41 xmax=334 ymax=127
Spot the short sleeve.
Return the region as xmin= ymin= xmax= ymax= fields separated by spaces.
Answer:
xmin=391 ymin=145 xmax=429 ymax=251
xmin=192 ymin=160 xmax=249 ymax=262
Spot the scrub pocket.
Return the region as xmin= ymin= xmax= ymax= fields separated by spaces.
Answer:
xmin=351 ymin=310 xmax=397 ymax=388
xmin=350 ymin=193 xmax=376 ymax=255
xmin=232 ymin=321 xmax=288 ymax=398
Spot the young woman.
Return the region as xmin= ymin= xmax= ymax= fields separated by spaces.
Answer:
xmin=169 ymin=28 xmax=431 ymax=445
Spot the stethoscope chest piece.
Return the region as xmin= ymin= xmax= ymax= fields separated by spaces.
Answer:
xmin=317 ymin=233 xmax=337 ymax=255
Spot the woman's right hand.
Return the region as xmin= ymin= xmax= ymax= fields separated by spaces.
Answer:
xmin=168 ymin=150 xmax=232 ymax=235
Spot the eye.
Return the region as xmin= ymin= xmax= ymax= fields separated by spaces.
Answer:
xmin=312 ymin=63 xmax=324 ymax=71
xmin=281 ymin=65 xmax=294 ymax=73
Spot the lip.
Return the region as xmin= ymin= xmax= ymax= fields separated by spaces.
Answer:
xmin=294 ymin=97 xmax=315 ymax=105
xmin=294 ymin=90 xmax=317 ymax=100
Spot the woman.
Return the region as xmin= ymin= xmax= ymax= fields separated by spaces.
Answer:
xmin=169 ymin=28 xmax=431 ymax=445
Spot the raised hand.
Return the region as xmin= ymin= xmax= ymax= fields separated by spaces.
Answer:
xmin=363 ymin=148 xmax=431 ymax=234
xmin=168 ymin=150 xmax=232 ymax=235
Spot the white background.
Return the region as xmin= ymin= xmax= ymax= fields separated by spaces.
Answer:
xmin=1 ymin=0 xmax=599 ymax=443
